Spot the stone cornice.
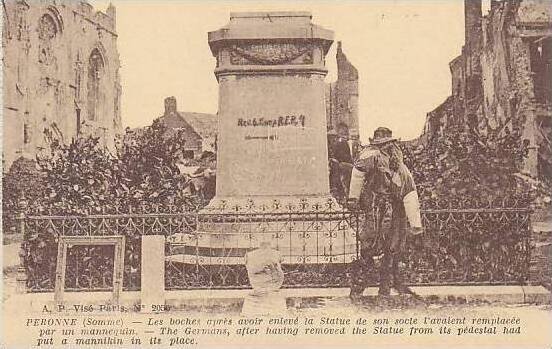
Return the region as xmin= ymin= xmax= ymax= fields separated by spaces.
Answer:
xmin=214 ymin=64 xmax=329 ymax=79
xmin=208 ymin=13 xmax=333 ymax=57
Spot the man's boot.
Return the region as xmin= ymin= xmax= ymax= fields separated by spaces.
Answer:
xmin=349 ymin=259 xmax=366 ymax=300
xmin=393 ymin=283 xmax=416 ymax=295
xmin=378 ymin=281 xmax=391 ymax=296
xmin=391 ymin=258 xmax=420 ymax=298
xmin=378 ymin=253 xmax=392 ymax=296
xmin=349 ymin=284 xmax=365 ymax=300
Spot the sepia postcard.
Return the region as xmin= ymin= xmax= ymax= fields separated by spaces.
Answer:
xmin=1 ymin=1 xmax=551 ymax=348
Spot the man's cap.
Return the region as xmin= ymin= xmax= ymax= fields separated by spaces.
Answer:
xmin=369 ymin=127 xmax=399 ymax=145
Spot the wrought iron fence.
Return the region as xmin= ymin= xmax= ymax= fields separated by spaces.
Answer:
xmin=18 ymin=199 xmax=531 ymax=292
xmin=406 ymin=206 xmax=531 ymax=285
xmin=165 ymin=209 xmax=359 ymax=289
xmin=21 ymin=215 xmax=144 ymax=292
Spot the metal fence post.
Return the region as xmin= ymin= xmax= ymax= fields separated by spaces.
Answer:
xmin=524 ymin=209 xmax=532 ymax=285
xmin=16 ymin=197 xmax=29 ymax=294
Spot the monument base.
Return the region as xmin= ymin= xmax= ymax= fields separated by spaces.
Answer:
xmin=166 ymin=195 xmax=358 ymax=265
xmin=200 ymin=195 xmax=345 ymax=214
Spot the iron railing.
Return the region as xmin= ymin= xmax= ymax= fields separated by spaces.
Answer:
xmin=165 ymin=209 xmax=359 ymax=289
xmin=18 ymin=199 xmax=531 ymax=292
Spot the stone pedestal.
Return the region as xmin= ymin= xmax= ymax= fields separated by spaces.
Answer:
xmin=208 ymin=12 xmax=333 ymax=201
xmin=201 ymin=12 xmax=356 ymax=263
xmin=141 ymin=235 xmax=166 ymax=312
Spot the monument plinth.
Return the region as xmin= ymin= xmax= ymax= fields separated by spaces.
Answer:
xmin=195 ymin=12 xmax=356 ymax=264
xmin=206 ymin=11 xmax=334 ymax=210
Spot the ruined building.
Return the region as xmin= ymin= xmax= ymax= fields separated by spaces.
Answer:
xmin=326 ymin=41 xmax=360 ymax=142
xmin=2 ymin=1 xmax=122 ymax=170
xmin=422 ymin=0 xmax=551 ymax=179
xmin=158 ymin=96 xmax=217 ymax=158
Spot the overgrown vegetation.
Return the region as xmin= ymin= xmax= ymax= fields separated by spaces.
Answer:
xmin=3 ymin=120 xmax=211 ymax=235
xmin=401 ymin=124 xmax=550 ymax=208
xmin=2 ymin=158 xmax=45 ymax=235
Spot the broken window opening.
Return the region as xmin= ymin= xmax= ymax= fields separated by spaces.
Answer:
xmin=529 ymin=37 xmax=552 ymax=104
xmin=76 ymin=108 xmax=81 ymax=136
xmin=86 ymin=48 xmax=105 ymax=121
xmin=23 ymin=123 xmax=29 ymax=144
xmin=466 ymin=74 xmax=482 ymax=100
xmin=467 ymin=113 xmax=478 ymax=131
xmin=38 ymin=14 xmax=58 ymax=40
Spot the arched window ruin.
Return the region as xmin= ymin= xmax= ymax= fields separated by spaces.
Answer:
xmin=87 ymin=48 xmax=105 ymax=121
xmin=37 ymin=12 xmax=60 ymax=64
xmin=38 ymin=13 xmax=58 ymax=40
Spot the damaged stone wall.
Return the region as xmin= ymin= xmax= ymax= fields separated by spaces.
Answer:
xmin=423 ymin=96 xmax=454 ymax=143
xmin=421 ymin=0 xmax=551 ymax=181
xmin=2 ymin=0 xmax=122 ymax=170
xmin=325 ymin=41 xmax=360 ymax=142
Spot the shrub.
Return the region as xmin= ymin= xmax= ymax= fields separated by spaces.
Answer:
xmin=2 ymin=157 xmax=45 ymax=235
xmin=400 ymin=124 xmax=545 ymax=207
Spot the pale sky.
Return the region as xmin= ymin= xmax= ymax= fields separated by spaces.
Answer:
xmin=91 ymin=1 xmax=480 ymax=141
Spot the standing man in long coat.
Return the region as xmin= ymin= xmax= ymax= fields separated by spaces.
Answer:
xmin=328 ymin=123 xmax=354 ymax=202
xmin=348 ymin=127 xmax=422 ymax=298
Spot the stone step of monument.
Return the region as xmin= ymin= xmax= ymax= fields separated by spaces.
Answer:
xmin=167 ymin=231 xmax=357 ymax=252
xmin=165 ymin=252 xmax=356 ymax=264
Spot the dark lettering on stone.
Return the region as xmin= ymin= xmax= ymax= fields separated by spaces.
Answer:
xmin=299 ymin=114 xmax=306 ymax=127
xmin=237 ymin=114 xmax=307 ymax=128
